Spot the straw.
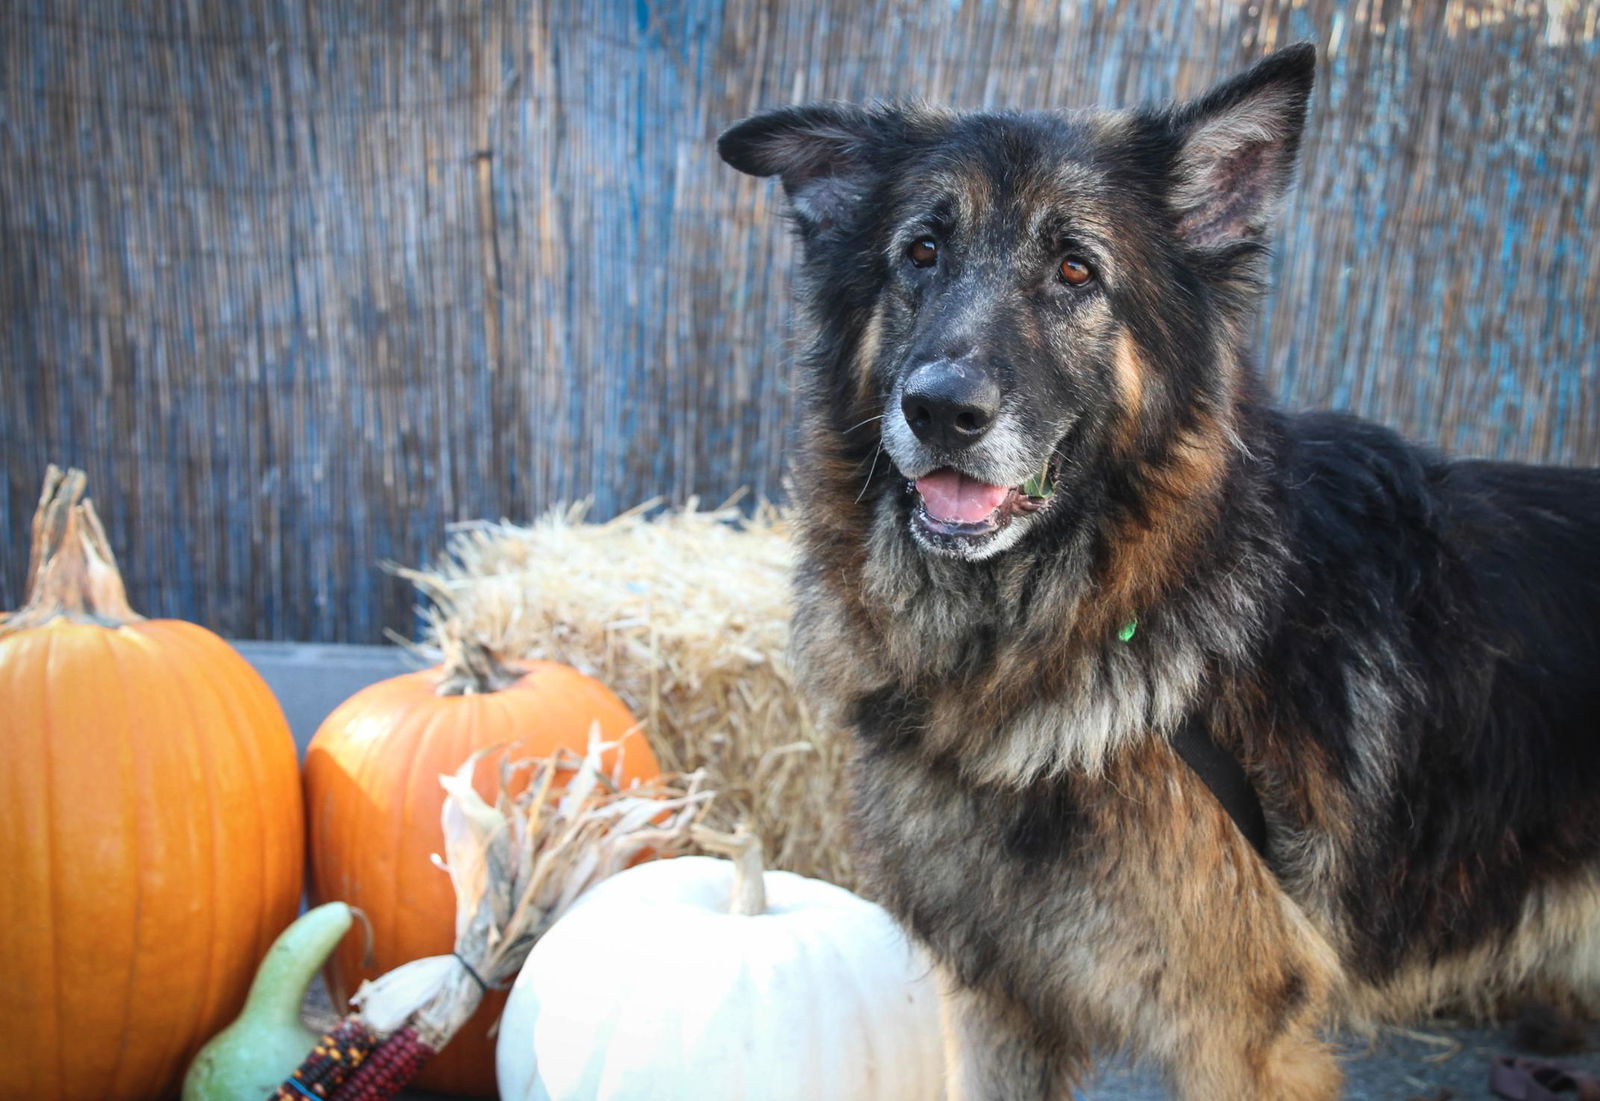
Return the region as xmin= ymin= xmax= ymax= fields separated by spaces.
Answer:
xmin=396 ymin=496 xmax=856 ymax=889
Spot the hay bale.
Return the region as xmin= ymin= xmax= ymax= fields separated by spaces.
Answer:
xmin=399 ymin=498 xmax=855 ymax=889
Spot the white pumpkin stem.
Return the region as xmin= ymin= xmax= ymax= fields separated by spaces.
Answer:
xmin=1 ymin=465 xmax=144 ymax=637
xmin=692 ymin=823 xmax=768 ymax=916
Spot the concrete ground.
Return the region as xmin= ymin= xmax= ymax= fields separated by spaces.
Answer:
xmin=1087 ymin=1024 xmax=1600 ymax=1100
xmin=240 ymin=639 xmax=1600 ymax=1100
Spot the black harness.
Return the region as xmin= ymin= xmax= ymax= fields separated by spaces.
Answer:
xmin=1169 ymin=714 xmax=1271 ymax=862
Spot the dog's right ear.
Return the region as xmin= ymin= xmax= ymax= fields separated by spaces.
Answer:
xmin=718 ymin=103 xmax=897 ymax=234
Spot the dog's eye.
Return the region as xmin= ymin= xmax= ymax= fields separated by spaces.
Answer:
xmin=906 ymin=237 xmax=939 ymax=268
xmin=1059 ymin=257 xmax=1095 ymax=286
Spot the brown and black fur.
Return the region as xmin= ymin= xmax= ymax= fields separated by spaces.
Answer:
xmin=719 ymin=45 xmax=1600 ymax=1100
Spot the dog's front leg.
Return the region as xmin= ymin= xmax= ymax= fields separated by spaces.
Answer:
xmin=940 ymin=974 xmax=1085 ymax=1101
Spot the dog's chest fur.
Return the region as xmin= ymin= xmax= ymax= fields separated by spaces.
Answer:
xmin=841 ymin=679 xmax=1330 ymax=1051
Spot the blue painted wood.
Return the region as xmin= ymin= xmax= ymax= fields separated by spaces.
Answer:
xmin=2 ymin=0 xmax=1595 ymax=641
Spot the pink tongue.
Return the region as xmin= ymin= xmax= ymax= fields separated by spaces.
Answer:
xmin=915 ymin=470 xmax=1011 ymax=524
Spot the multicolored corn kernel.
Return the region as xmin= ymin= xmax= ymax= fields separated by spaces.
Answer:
xmin=270 ymin=1017 xmax=377 ymax=1099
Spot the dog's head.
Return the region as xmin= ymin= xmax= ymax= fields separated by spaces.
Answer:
xmin=720 ymin=46 xmax=1314 ymax=563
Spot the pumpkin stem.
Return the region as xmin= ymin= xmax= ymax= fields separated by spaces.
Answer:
xmin=378 ymin=567 xmax=522 ymax=696
xmin=1 ymin=465 xmax=144 ymax=637
xmin=434 ymin=628 xmax=524 ymax=696
xmin=691 ymin=823 xmax=768 ymax=916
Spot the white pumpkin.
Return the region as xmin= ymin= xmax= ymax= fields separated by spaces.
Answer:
xmin=496 ymin=829 xmax=946 ymax=1100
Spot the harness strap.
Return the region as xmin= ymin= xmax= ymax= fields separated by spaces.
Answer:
xmin=1169 ymin=714 xmax=1270 ymax=862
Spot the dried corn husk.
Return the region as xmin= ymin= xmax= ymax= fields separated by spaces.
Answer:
xmin=308 ymin=730 xmax=711 ymax=1086
xmin=395 ymin=496 xmax=855 ymax=888
xmin=356 ymin=729 xmax=709 ymax=1039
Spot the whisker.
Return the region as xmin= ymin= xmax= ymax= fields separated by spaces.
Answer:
xmin=857 ymin=441 xmax=885 ymax=504
xmin=843 ymin=413 xmax=886 ymax=435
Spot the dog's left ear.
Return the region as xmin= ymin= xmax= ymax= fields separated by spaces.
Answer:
xmin=718 ymin=103 xmax=906 ymax=234
xmin=1167 ymin=44 xmax=1316 ymax=250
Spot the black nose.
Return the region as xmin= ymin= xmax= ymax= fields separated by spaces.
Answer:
xmin=900 ymin=361 xmax=1002 ymax=449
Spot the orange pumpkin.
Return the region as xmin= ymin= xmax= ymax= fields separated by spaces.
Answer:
xmin=0 ymin=467 xmax=304 ymax=1101
xmin=303 ymin=640 xmax=655 ymax=1097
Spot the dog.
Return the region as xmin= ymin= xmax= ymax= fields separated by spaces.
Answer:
xmin=718 ymin=43 xmax=1600 ymax=1100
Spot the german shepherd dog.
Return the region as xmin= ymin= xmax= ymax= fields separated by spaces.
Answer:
xmin=718 ymin=44 xmax=1600 ymax=1100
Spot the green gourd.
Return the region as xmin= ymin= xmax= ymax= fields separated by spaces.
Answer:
xmin=182 ymin=901 xmax=355 ymax=1101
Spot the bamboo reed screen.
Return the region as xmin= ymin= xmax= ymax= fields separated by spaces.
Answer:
xmin=2 ymin=1 xmax=1596 ymax=641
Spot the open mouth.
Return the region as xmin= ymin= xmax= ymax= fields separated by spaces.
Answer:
xmin=908 ymin=466 xmax=1053 ymax=551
